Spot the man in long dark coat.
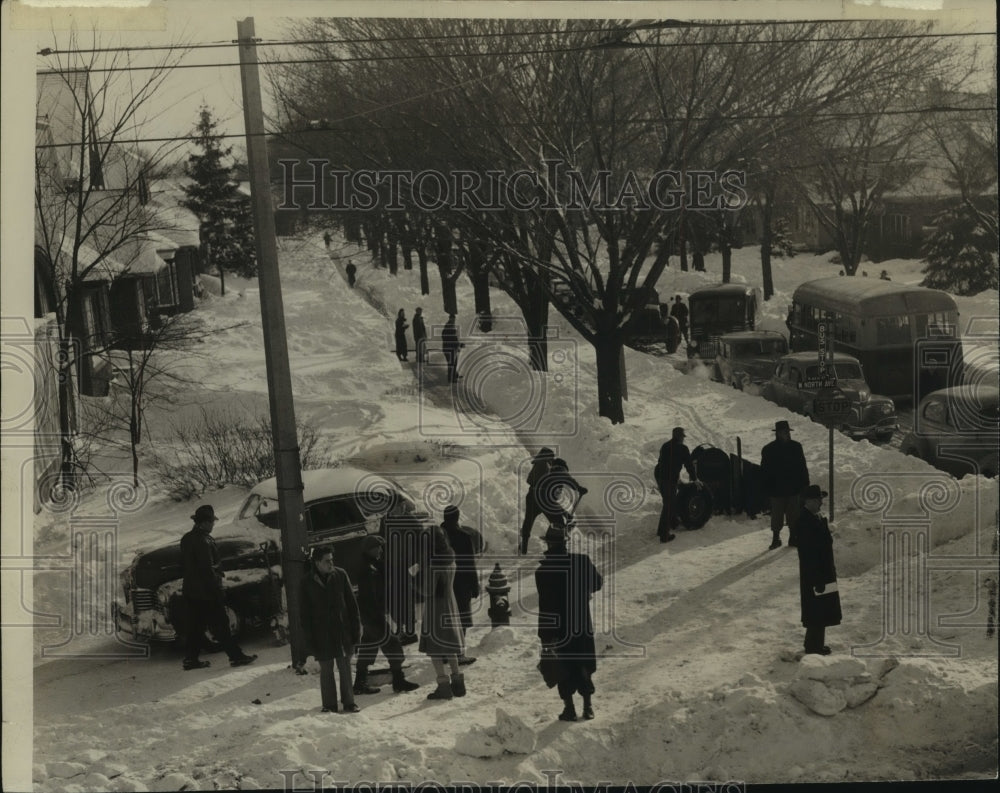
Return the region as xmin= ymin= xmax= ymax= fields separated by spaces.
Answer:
xmin=535 ymin=457 xmax=589 ymax=531
xmin=412 ymin=307 xmax=428 ymax=363
xmin=442 ymin=313 xmax=462 ymax=383
xmin=669 ymin=295 xmax=689 ymax=343
xmin=795 ymin=485 xmax=842 ymax=655
xmin=441 ymin=505 xmax=484 ymax=665
xmin=300 ymin=546 xmax=362 ymax=712
xmin=654 ymin=427 xmax=697 ymax=542
xmin=535 ymin=525 xmax=603 ymax=722
xmin=180 ymin=505 xmax=256 ymax=671
xmin=760 ymin=420 xmax=810 ymax=550
xmin=353 ymin=535 xmax=420 ymax=695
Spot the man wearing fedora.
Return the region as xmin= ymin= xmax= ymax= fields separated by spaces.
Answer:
xmin=534 ymin=525 xmax=603 ymax=722
xmin=180 ymin=505 xmax=257 ymax=671
xmin=795 ymin=485 xmax=842 ymax=655
xmin=760 ymin=420 xmax=810 ymax=550
xmin=654 ymin=426 xmax=697 ymax=542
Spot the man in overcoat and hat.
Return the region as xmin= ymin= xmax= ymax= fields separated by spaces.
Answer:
xmin=760 ymin=420 xmax=810 ymax=550
xmin=795 ymin=485 xmax=842 ymax=655
xmin=180 ymin=505 xmax=257 ymax=671
xmin=441 ymin=505 xmax=485 ymax=665
xmin=535 ymin=525 xmax=603 ymax=722
xmin=654 ymin=427 xmax=697 ymax=542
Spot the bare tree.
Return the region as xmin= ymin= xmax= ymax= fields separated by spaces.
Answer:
xmin=34 ymin=29 xmax=189 ymax=487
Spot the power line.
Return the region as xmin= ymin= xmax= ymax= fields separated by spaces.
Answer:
xmin=34 ymin=104 xmax=996 ymax=150
xmin=35 ymin=19 xmax=981 ymax=57
xmin=37 ymin=30 xmax=996 ymax=75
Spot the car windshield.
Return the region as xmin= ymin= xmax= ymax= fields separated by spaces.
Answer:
xmin=761 ymin=339 xmax=788 ymax=355
xmin=238 ymin=494 xmax=279 ymax=529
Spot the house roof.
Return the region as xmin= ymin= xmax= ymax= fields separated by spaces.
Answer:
xmin=36 ymin=70 xmax=91 ymax=181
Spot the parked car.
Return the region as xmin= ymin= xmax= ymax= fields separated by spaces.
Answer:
xmin=112 ymin=467 xmax=432 ymax=643
xmin=714 ymin=330 xmax=789 ymax=393
xmin=900 ymin=385 xmax=999 ymax=479
xmin=761 ymin=352 xmax=898 ymax=442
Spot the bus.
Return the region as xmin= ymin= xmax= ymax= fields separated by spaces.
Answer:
xmin=788 ymin=277 xmax=962 ymax=404
xmin=687 ymin=283 xmax=761 ymax=359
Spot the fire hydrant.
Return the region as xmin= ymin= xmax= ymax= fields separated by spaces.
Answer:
xmin=485 ymin=562 xmax=511 ymax=628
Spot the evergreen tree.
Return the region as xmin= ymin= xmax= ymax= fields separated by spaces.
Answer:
xmin=181 ymin=106 xmax=257 ymax=293
xmin=921 ymin=203 xmax=999 ymax=297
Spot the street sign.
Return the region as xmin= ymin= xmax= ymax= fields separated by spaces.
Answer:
xmin=814 ymin=397 xmax=853 ymax=418
xmin=799 ymin=377 xmax=838 ymax=389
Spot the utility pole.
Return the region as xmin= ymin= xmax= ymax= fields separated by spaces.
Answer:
xmin=237 ymin=17 xmax=309 ymax=666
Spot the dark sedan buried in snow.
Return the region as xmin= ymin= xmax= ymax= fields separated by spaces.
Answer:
xmin=761 ymin=352 xmax=898 ymax=442
xmin=112 ymin=467 xmax=431 ymax=644
xmin=901 ymin=385 xmax=1000 ymax=479
xmin=713 ymin=330 xmax=790 ymax=394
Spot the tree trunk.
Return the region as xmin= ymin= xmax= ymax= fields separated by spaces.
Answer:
xmin=402 ymin=243 xmax=413 ymax=270
xmin=721 ymin=244 xmax=732 ymax=283
xmin=388 ymin=240 xmax=398 ymax=275
xmin=594 ymin=336 xmax=626 ymax=425
xmin=594 ymin=314 xmax=626 ymax=424
xmin=679 ymin=237 xmax=689 ymax=272
xmin=58 ymin=334 xmax=76 ymax=492
xmin=471 ymin=262 xmax=492 ymax=332
xmin=522 ymin=292 xmax=549 ymax=371
xmin=416 ymin=244 xmax=430 ymax=295
xmin=760 ymin=200 xmax=774 ymax=300
xmin=219 ymin=264 xmax=226 ymax=296
xmin=439 ymin=263 xmax=458 ymax=316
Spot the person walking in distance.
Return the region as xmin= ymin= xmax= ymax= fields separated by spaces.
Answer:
xmin=323 ymin=230 xmax=332 ymax=249
xmin=353 ymin=536 xmax=420 ymax=695
xmin=418 ymin=524 xmax=467 ymax=700
xmin=669 ymin=295 xmax=689 ymax=344
xmin=300 ymin=546 xmax=363 ymax=713
xmin=654 ymin=427 xmax=697 ymax=542
xmin=179 ymin=505 xmax=257 ymax=671
xmin=519 ymin=447 xmax=555 ymax=555
xmin=345 ymin=260 xmax=357 ymax=288
xmin=412 ymin=307 xmax=428 ymax=364
xmin=795 ymin=485 xmax=842 ymax=655
xmin=395 ymin=309 xmax=409 ymax=362
xmin=442 ymin=313 xmax=463 ymax=383
xmin=760 ymin=420 xmax=810 ymax=550
xmin=535 ymin=525 xmax=603 ymax=722
xmin=441 ymin=505 xmax=485 ymax=665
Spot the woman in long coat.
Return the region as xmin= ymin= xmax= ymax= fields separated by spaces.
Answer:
xmin=418 ymin=524 xmax=466 ymax=700
xmin=395 ymin=309 xmax=409 ymax=361
xmin=300 ymin=546 xmax=362 ymax=712
xmin=796 ymin=485 xmax=842 ymax=655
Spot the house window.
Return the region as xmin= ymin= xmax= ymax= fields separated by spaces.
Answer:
xmin=884 ymin=214 xmax=910 ymax=242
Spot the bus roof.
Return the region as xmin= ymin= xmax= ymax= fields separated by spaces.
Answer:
xmin=689 ymin=283 xmax=756 ymax=300
xmin=792 ymin=277 xmax=958 ymax=316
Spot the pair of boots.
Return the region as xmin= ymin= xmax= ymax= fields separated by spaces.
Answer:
xmin=353 ymin=664 xmax=420 ymax=695
xmin=426 ymin=672 xmax=466 ymax=700
xmin=558 ymin=694 xmax=594 ymax=722
xmin=769 ymin=530 xmax=799 ymax=550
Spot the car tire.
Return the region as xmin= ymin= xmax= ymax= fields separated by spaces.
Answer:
xmin=678 ymin=483 xmax=713 ymax=530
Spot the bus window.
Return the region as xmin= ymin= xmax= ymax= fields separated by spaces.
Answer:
xmin=916 ymin=312 xmax=956 ymax=338
xmin=876 ymin=316 xmax=910 ymax=345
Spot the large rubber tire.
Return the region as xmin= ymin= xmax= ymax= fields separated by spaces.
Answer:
xmin=677 ymin=483 xmax=713 ymax=530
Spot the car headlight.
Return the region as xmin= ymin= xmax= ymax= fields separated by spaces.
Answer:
xmin=880 ymin=402 xmax=894 ymax=415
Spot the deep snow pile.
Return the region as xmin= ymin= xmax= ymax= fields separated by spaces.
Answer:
xmin=27 ymin=232 xmax=998 ymax=791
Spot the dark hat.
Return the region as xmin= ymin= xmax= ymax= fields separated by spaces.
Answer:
xmin=542 ymin=524 xmax=568 ymax=545
xmin=362 ymin=534 xmax=386 ymax=555
xmin=672 ymin=426 xmax=685 ymax=438
xmin=803 ymin=484 xmax=828 ymax=500
xmin=443 ymin=505 xmax=460 ymax=521
xmin=774 ymin=420 xmax=793 ymax=433
xmin=415 ymin=307 xmax=422 ymax=313
xmin=551 ymin=457 xmax=568 ymax=471
xmin=190 ymin=505 xmax=217 ymax=523
xmin=535 ymin=447 xmax=555 ymax=461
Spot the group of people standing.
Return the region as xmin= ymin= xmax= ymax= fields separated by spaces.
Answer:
xmin=394 ymin=307 xmax=427 ymax=363
xmin=296 ymin=504 xmax=484 ymax=712
xmin=651 ymin=419 xmax=842 ymax=657
xmin=394 ymin=308 xmax=463 ymax=383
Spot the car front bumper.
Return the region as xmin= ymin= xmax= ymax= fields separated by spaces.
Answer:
xmin=112 ymin=597 xmax=177 ymax=642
